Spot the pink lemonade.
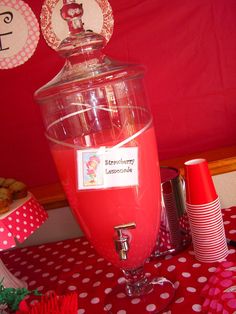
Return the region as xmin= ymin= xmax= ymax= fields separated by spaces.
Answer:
xmin=51 ymin=126 xmax=161 ymax=270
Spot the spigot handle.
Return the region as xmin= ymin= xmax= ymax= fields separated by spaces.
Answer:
xmin=113 ymin=222 xmax=136 ymax=260
xmin=114 ymin=222 xmax=136 ymax=235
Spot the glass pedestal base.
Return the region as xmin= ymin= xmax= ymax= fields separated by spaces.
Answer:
xmin=104 ymin=274 xmax=175 ymax=313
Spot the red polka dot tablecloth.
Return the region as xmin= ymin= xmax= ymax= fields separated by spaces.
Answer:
xmin=1 ymin=207 xmax=236 ymax=314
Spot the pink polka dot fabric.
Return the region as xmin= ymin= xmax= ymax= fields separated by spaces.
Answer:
xmin=201 ymin=261 xmax=236 ymax=313
xmin=0 ymin=193 xmax=48 ymax=250
xmin=1 ymin=206 xmax=236 ymax=313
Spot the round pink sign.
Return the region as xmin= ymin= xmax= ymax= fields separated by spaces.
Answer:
xmin=40 ymin=0 xmax=114 ymax=50
xmin=0 ymin=0 xmax=40 ymax=69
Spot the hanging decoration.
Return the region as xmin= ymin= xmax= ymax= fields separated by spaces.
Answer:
xmin=40 ymin=0 xmax=114 ymax=50
xmin=0 ymin=0 xmax=40 ymax=69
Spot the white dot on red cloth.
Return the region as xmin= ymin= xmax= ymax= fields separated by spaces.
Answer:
xmin=116 ymin=293 xmax=126 ymax=299
xmin=208 ymin=267 xmax=217 ymax=272
xmin=68 ymin=285 xmax=77 ymax=291
xmin=224 ymin=221 xmax=230 ymax=225
xmin=104 ymin=288 xmax=112 ymax=294
xmin=146 ymin=304 xmax=156 ymax=311
xmin=91 ymin=297 xmax=100 ymax=304
xmin=93 ymin=281 xmax=101 ymax=287
xmin=85 ymin=265 xmax=93 ymax=270
xmin=117 ymin=277 xmax=126 ymax=284
xmin=82 ymin=278 xmax=90 ymax=283
xmin=28 ymin=280 xmax=36 ymax=286
xmin=79 ymin=292 xmax=88 ymax=298
xmin=72 ymin=273 xmax=80 ymax=278
xmin=71 ymin=248 xmax=78 ymax=252
xmin=27 ymin=265 xmax=34 ymax=269
xmin=58 ymin=280 xmax=65 ymax=284
xmin=0 ymin=228 xmax=4 ymax=232
xmin=154 ymin=262 xmax=162 ymax=268
xmin=167 ymin=265 xmax=176 ymax=272
xmin=178 ymin=257 xmax=187 ymax=263
xmin=78 ymin=309 xmax=85 ymax=314
xmin=42 ymin=273 xmax=50 ymax=278
xmin=95 ymin=269 xmax=103 ymax=275
xmin=34 ymin=269 xmax=42 ymax=273
xmin=160 ymin=293 xmax=169 ymax=299
xmin=229 ymin=230 xmax=236 ymax=234
xmin=175 ymin=297 xmax=184 ymax=303
xmin=174 ymin=281 xmax=180 ymax=289
xmin=131 ymin=298 xmax=141 ymax=304
xmin=106 ymin=272 xmax=114 ymax=278
xmin=182 ymin=272 xmax=191 ymax=278
xmin=117 ymin=311 xmax=126 ymax=314
xmin=187 ymin=287 xmax=196 ymax=293
xmin=192 ymin=304 xmax=202 ymax=312
xmin=197 ymin=276 xmax=207 ymax=283
xmin=55 ymin=265 xmax=62 ymax=270
xmin=104 ymin=304 xmax=112 ymax=311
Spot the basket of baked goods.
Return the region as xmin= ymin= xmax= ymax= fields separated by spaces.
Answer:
xmin=0 ymin=178 xmax=48 ymax=251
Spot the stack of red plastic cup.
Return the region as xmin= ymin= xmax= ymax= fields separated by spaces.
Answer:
xmin=184 ymin=158 xmax=228 ymax=263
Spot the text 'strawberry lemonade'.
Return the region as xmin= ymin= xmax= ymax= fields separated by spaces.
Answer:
xmin=35 ymin=2 xmax=175 ymax=310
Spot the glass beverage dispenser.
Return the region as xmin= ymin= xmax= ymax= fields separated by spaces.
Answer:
xmin=35 ymin=1 xmax=174 ymax=312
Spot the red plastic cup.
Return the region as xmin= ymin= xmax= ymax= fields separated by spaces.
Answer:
xmin=184 ymin=159 xmax=217 ymax=205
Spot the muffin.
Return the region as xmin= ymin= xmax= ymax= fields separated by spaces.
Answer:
xmin=0 ymin=187 xmax=12 ymax=214
xmin=9 ymin=181 xmax=27 ymax=200
xmin=0 ymin=177 xmax=5 ymax=186
xmin=2 ymin=178 xmax=16 ymax=188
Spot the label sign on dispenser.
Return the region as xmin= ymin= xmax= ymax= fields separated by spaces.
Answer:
xmin=77 ymin=147 xmax=138 ymax=190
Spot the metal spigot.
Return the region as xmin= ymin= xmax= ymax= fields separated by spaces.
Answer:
xmin=114 ymin=222 xmax=136 ymax=260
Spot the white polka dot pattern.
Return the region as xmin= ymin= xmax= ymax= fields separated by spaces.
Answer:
xmin=1 ymin=206 xmax=236 ymax=313
xmin=0 ymin=194 xmax=48 ymax=250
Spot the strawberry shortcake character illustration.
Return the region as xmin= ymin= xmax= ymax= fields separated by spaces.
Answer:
xmin=86 ymin=155 xmax=100 ymax=184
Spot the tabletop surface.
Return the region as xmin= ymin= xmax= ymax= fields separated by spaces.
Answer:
xmin=1 ymin=207 xmax=236 ymax=314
